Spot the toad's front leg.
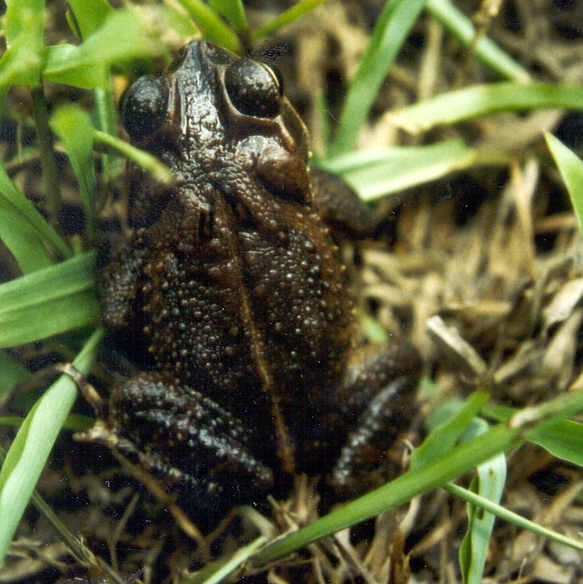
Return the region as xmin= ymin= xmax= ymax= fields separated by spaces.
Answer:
xmin=98 ymin=238 xmax=147 ymax=332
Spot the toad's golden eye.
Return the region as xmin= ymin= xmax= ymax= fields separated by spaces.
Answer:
xmin=224 ymin=58 xmax=282 ymax=119
xmin=121 ymin=75 xmax=169 ymax=142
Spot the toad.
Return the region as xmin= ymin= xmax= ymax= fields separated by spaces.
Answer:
xmin=97 ymin=41 xmax=421 ymax=511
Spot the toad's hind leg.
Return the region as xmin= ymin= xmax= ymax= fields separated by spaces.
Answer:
xmin=107 ymin=373 xmax=273 ymax=510
xmin=330 ymin=342 xmax=422 ymax=496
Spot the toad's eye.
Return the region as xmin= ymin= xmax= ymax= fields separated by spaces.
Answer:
xmin=121 ymin=75 xmax=169 ymax=141
xmin=225 ymin=58 xmax=283 ymax=119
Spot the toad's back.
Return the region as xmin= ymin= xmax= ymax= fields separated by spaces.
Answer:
xmin=138 ymin=188 xmax=354 ymax=448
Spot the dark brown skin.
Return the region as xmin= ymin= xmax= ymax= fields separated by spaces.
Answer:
xmin=99 ymin=41 xmax=421 ymax=511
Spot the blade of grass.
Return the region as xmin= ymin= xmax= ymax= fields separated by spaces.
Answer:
xmin=0 ymin=252 xmax=99 ymax=348
xmin=254 ymin=389 xmax=583 ymax=565
xmin=0 ymin=0 xmax=45 ymax=88
xmin=447 ymin=482 xmax=583 ymax=552
xmin=66 ymin=0 xmax=114 ymax=39
xmin=0 ymin=418 xmax=25 ymax=427
xmin=320 ymin=139 xmax=479 ymax=200
xmin=94 ymin=87 xmax=118 ymax=184
xmin=93 ymin=130 xmax=173 ymax=184
xmin=44 ymin=9 xmax=167 ymax=89
xmin=389 ymin=82 xmax=583 ymax=134
xmin=458 ymin=419 xmax=507 ymax=584
xmin=209 ymin=0 xmax=248 ymax=32
xmin=252 ymin=0 xmax=327 ymax=42
xmin=426 ymin=0 xmax=530 ymax=82
xmin=0 ymin=328 xmax=103 ymax=566
xmin=0 ymin=163 xmax=71 ymax=258
xmin=177 ymin=0 xmax=242 ymax=54
xmin=528 ymin=418 xmax=583 ymax=468
xmin=0 ymin=289 xmax=98 ymax=349
xmin=327 ymin=0 xmax=426 ymax=156
xmin=545 ymin=133 xmax=583 ymax=234
xmin=0 ymin=352 xmax=29 ymax=398
xmin=50 ymin=105 xmax=97 ymax=240
xmin=0 ymin=203 xmax=53 ymax=273
xmin=256 ymin=424 xmax=517 ymax=565
xmin=323 ymin=141 xmax=469 ymax=174
xmin=0 ymin=415 xmax=92 ymax=432
xmin=66 ymin=0 xmax=119 ymax=183
xmin=411 ymin=390 xmax=490 ymax=471
xmin=31 ymin=87 xmax=63 ymax=227
xmin=185 ymin=536 xmax=267 ymax=584
xmin=160 ymin=3 xmax=200 ymax=38
xmin=483 ymin=403 xmax=583 ymax=467
xmin=0 ymin=253 xmax=95 ymax=317
xmin=423 ymin=396 xmax=464 ymax=426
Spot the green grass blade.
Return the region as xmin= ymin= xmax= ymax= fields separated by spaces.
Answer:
xmin=252 ymin=0 xmax=327 ymax=42
xmin=0 ymin=252 xmax=99 ymax=348
xmin=66 ymin=0 xmax=114 ymax=39
xmin=411 ymin=390 xmax=490 ymax=471
xmin=186 ymin=536 xmax=267 ymax=584
xmin=44 ymin=44 xmax=101 ymax=89
xmin=93 ymin=130 xmax=173 ymax=184
xmin=177 ymin=0 xmax=242 ymax=54
xmin=43 ymin=9 xmax=166 ymax=89
xmin=254 ymin=389 xmax=583 ymax=565
xmin=0 ymin=352 xmax=29 ymax=398
xmin=0 ymin=203 xmax=53 ymax=273
xmin=327 ymin=0 xmax=426 ymax=156
xmin=50 ymin=105 xmax=97 ymax=240
xmin=93 ymin=86 xmax=118 ymax=184
xmin=256 ymin=424 xmax=518 ymax=565
xmin=448 ymin=482 xmax=583 ymax=552
xmin=424 ymin=396 xmax=464 ymax=424
xmin=0 ymin=163 xmax=71 ymax=259
xmin=31 ymin=87 xmax=63 ymax=233
xmin=426 ymin=0 xmax=530 ymax=82
xmin=0 ymin=0 xmax=45 ymax=88
xmin=64 ymin=1 xmax=119 ymax=182
xmin=529 ymin=418 xmax=583 ymax=467
xmin=0 ymin=414 xmax=94 ymax=433
xmin=545 ymin=133 xmax=583 ymax=234
xmin=321 ymin=139 xmax=478 ymax=200
xmin=0 ymin=418 xmax=24 ymax=428
xmin=459 ymin=419 xmax=507 ymax=584
xmin=323 ymin=139 xmax=473 ymax=172
xmin=209 ymin=0 xmax=248 ymax=32
xmin=0 ymin=328 xmax=104 ymax=566
xmin=483 ymin=403 xmax=583 ymax=467
xmin=390 ymin=82 xmax=583 ymax=134
xmin=0 ymin=289 xmax=99 ymax=348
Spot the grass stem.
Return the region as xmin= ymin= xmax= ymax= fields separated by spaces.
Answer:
xmin=31 ymin=87 xmax=62 ymax=228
